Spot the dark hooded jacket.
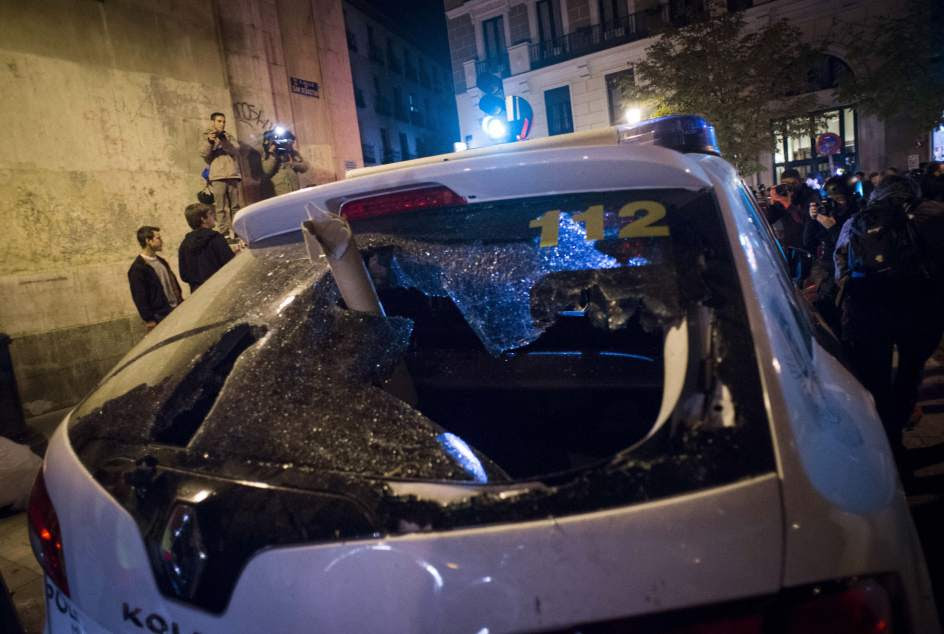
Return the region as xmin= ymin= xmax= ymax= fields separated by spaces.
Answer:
xmin=178 ymin=228 xmax=235 ymax=293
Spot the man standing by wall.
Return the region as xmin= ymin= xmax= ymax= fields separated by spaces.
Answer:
xmin=200 ymin=112 xmax=242 ymax=238
xmin=128 ymin=226 xmax=183 ymax=330
xmin=179 ymin=203 xmax=235 ymax=293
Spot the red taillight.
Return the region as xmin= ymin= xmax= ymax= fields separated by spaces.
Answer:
xmin=781 ymin=580 xmax=894 ymax=634
xmin=27 ymin=469 xmax=70 ymax=596
xmin=339 ymin=185 xmax=466 ymax=221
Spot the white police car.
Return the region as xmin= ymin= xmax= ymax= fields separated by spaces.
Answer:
xmin=31 ymin=116 xmax=939 ymax=633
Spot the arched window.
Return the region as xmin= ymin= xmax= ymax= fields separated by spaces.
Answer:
xmin=807 ymin=54 xmax=852 ymax=92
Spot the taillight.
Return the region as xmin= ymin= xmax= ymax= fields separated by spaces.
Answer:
xmin=27 ymin=469 xmax=70 ymax=595
xmin=778 ymin=579 xmax=893 ymax=633
xmin=339 ymin=185 xmax=466 ymax=221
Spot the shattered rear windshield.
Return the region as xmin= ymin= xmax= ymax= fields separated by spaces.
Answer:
xmin=71 ymin=189 xmax=773 ymax=489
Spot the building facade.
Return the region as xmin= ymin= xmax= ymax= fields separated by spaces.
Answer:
xmin=344 ymin=0 xmax=460 ymax=165
xmin=445 ymin=0 xmax=934 ymax=185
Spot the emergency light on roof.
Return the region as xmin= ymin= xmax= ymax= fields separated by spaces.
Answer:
xmin=618 ymin=115 xmax=720 ymax=156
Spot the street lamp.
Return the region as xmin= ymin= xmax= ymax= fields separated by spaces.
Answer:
xmin=624 ymin=107 xmax=643 ymax=125
xmin=483 ymin=116 xmax=509 ymax=140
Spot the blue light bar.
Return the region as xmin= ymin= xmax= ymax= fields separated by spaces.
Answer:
xmin=617 ymin=114 xmax=720 ymax=156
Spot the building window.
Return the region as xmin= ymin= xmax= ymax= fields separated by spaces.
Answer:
xmin=806 ymin=54 xmax=852 ymax=92
xmin=537 ymin=0 xmax=562 ymax=43
xmin=598 ymin=0 xmax=628 ymax=26
xmin=771 ymin=107 xmax=858 ymax=182
xmin=605 ymin=68 xmax=635 ymax=125
xmin=933 ymin=124 xmax=944 ymax=161
xmin=399 ymin=131 xmax=411 ymax=161
xmin=544 ymin=86 xmax=574 ymax=136
xmin=482 ymin=16 xmax=507 ymax=62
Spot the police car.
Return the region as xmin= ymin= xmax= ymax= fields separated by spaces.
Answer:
xmin=31 ymin=116 xmax=939 ymax=633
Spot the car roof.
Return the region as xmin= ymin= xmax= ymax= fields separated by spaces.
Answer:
xmin=234 ymin=133 xmax=717 ymax=247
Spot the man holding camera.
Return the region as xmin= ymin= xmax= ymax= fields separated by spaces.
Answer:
xmin=765 ymin=168 xmax=818 ymax=250
xmin=802 ymin=176 xmax=858 ymax=334
xmin=199 ymin=112 xmax=242 ymax=238
xmin=261 ymin=127 xmax=309 ymax=197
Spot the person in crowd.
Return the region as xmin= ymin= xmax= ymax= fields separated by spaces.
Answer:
xmin=803 ymin=176 xmax=858 ymax=334
xmin=868 ymin=172 xmax=882 ymax=199
xmin=261 ymin=127 xmax=310 ymax=197
xmin=833 ymin=176 xmax=944 ymax=471
xmin=920 ymin=161 xmax=944 ymax=202
xmin=128 ymin=226 xmax=183 ymax=330
xmin=179 ymin=203 xmax=235 ymax=293
xmin=855 ymin=170 xmax=873 ymax=202
xmin=199 ymin=112 xmax=242 ymax=238
xmin=766 ymin=168 xmax=818 ymax=250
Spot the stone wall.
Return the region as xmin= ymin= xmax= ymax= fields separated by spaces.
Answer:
xmin=0 ymin=0 xmax=358 ymax=418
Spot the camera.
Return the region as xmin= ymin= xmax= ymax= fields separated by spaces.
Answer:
xmin=774 ymin=183 xmax=795 ymax=197
xmin=816 ymin=197 xmax=838 ymax=216
xmin=264 ymin=126 xmax=296 ymax=155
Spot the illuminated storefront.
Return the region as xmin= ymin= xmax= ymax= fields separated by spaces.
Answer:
xmin=772 ymin=106 xmax=858 ymax=182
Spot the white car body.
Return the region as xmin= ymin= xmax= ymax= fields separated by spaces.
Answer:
xmin=37 ymin=122 xmax=939 ymax=633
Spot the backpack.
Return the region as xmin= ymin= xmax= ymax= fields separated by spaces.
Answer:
xmin=846 ymin=201 xmax=926 ymax=281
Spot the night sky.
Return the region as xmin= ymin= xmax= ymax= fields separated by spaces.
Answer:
xmin=361 ymin=0 xmax=452 ymax=63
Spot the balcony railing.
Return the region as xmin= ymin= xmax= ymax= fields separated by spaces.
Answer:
xmin=362 ymin=143 xmax=376 ymax=165
xmin=375 ymin=95 xmax=391 ymax=116
xmin=475 ymin=55 xmax=510 ymax=79
xmin=528 ymin=9 xmax=681 ymax=70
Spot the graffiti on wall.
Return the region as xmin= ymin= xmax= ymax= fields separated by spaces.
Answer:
xmin=233 ymin=102 xmax=275 ymax=132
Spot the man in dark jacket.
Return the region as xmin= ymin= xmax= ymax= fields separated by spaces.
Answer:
xmin=803 ymin=176 xmax=857 ymax=334
xmin=128 ymin=226 xmax=183 ymax=330
xmin=179 ymin=203 xmax=235 ymax=293
xmin=765 ymin=168 xmax=818 ymax=250
xmin=833 ymin=176 xmax=944 ymax=471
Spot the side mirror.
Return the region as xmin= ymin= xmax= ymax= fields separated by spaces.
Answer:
xmin=784 ymin=246 xmax=812 ymax=285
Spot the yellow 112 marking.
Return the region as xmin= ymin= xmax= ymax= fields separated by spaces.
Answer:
xmin=530 ymin=201 xmax=669 ymax=247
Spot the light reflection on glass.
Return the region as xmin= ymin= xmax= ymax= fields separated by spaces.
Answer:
xmin=738 ymin=233 xmax=758 ymax=272
xmin=436 ymin=433 xmax=488 ymax=483
xmin=276 ymin=294 xmax=297 ymax=314
xmin=420 ymin=560 xmax=444 ymax=591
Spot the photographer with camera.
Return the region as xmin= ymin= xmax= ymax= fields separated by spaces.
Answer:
xmin=199 ymin=112 xmax=242 ymax=239
xmin=802 ymin=176 xmax=858 ymax=334
xmin=261 ymin=126 xmax=309 ymax=197
xmin=765 ymin=168 xmax=818 ymax=251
